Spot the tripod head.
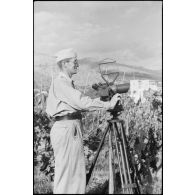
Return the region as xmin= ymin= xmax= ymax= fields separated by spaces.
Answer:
xmin=108 ymin=100 xmax=124 ymax=119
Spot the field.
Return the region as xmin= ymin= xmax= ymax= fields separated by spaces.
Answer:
xmin=33 ymin=83 xmax=162 ymax=194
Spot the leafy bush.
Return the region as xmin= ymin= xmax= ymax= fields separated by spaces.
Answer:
xmin=34 ymin=89 xmax=162 ymax=194
xmin=34 ymin=111 xmax=54 ymax=182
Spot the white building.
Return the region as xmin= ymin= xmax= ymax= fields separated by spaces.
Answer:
xmin=129 ymin=80 xmax=161 ymax=103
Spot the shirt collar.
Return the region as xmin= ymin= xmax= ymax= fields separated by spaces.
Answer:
xmin=58 ymin=72 xmax=73 ymax=83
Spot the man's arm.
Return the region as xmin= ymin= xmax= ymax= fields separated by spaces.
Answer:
xmin=54 ymin=78 xmax=112 ymax=111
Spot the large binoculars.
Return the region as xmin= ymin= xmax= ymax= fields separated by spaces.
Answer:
xmin=92 ymin=58 xmax=130 ymax=101
xmin=92 ymin=82 xmax=130 ymax=101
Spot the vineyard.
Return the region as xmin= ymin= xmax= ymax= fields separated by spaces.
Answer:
xmin=33 ymin=85 xmax=162 ymax=194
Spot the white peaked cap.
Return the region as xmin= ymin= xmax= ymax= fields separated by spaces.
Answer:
xmin=55 ymin=48 xmax=77 ymax=63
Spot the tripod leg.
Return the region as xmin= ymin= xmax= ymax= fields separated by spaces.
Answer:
xmin=118 ymin=122 xmax=133 ymax=194
xmin=120 ymin=122 xmax=141 ymax=194
xmin=86 ymin=122 xmax=111 ymax=186
xmin=113 ymin=122 xmax=130 ymax=194
xmin=112 ymin=122 xmax=125 ymax=194
xmin=114 ymin=122 xmax=133 ymax=194
xmin=108 ymin=129 xmax=115 ymax=194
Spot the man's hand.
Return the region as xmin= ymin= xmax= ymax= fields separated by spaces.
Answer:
xmin=109 ymin=93 xmax=121 ymax=109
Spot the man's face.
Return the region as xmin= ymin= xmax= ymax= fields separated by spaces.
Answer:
xmin=64 ymin=57 xmax=79 ymax=76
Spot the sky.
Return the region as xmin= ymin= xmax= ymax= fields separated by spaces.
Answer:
xmin=34 ymin=1 xmax=162 ymax=70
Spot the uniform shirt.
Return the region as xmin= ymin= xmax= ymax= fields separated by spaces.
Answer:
xmin=46 ymin=72 xmax=111 ymax=117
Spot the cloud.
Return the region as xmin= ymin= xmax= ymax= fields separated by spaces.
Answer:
xmin=34 ymin=2 xmax=162 ymax=70
xmin=122 ymin=7 xmax=140 ymax=18
xmin=34 ymin=11 xmax=54 ymax=25
xmin=34 ymin=11 xmax=77 ymax=53
xmin=34 ymin=11 xmax=113 ymax=54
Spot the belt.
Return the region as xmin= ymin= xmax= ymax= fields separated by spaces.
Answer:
xmin=53 ymin=113 xmax=82 ymax=121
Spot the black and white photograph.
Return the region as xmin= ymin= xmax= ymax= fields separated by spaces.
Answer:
xmin=34 ymin=1 xmax=162 ymax=194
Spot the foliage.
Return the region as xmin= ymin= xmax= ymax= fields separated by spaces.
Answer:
xmin=34 ymin=111 xmax=54 ymax=182
xmin=34 ymin=89 xmax=48 ymax=112
xmin=33 ymin=88 xmax=162 ymax=194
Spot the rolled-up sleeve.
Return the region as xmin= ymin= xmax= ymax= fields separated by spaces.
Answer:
xmin=54 ymin=78 xmax=111 ymax=111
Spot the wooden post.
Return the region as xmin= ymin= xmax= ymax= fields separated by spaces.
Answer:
xmin=83 ymin=73 xmax=90 ymax=95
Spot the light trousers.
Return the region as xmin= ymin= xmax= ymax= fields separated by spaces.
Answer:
xmin=50 ymin=119 xmax=86 ymax=194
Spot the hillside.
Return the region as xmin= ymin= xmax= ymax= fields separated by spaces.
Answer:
xmin=34 ymin=57 xmax=162 ymax=90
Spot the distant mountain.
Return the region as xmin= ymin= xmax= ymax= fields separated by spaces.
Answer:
xmin=78 ymin=57 xmax=162 ymax=80
xmin=34 ymin=57 xmax=162 ymax=90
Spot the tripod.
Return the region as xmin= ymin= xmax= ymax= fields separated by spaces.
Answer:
xmin=86 ymin=107 xmax=141 ymax=194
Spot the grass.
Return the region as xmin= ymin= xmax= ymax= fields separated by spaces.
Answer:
xmin=34 ymin=167 xmax=53 ymax=194
xmin=34 ymin=168 xmax=162 ymax=194
xmin=34 ymin=149 xmax=162 ymax=194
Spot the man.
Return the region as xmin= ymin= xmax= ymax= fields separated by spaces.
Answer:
xmin=46 ymin=48 xmax=121 ymax=194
